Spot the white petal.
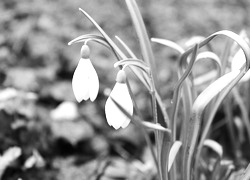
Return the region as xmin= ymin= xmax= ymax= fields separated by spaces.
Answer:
xmin=72 ymin=58 xmax=90 ymax=102
xmin=86 ymin=59 xmax=99 ymax=102
xmin=231 ymin=49 xmax=250 ymax=82
xmin=121 ymin=118 xmax=130 ymax=128
xmin=105 ymin=97 xmax=122 ymax=129
xmin=105 ymin=83 xmax=133 ymax=130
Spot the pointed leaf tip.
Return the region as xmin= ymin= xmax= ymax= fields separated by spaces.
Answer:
xmin=168 ymin=141 xmax=182 ymax=172
xmin=204 ymin=139 xmax=223 ymax=158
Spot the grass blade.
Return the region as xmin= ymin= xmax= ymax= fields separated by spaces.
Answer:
xmin=232 ymin=88 xmax=250 ymax=143
xmin=195 ymin=51 xmax=221 ymax=70
xmin=151 ymin=38 xmax=185 ymax=54
xmin=168 ymin=141 xmax=182 ymax=172
xmin=78 ymin=8 xmax=126 ymax=59
xmin=183 ymin=70 xmax=241 ymax=180
xmin=125 ymin=0 xmax=159 ymax=90
xmin=115 ymin=36 xmax=137 ymax=58
xmin=203 ymin=139 xmax=223 ymax=158
xmin=141 ymin=121 xmax=171 ymax=133
xmin=114 ymin=58 xmax=151 ymax=75
xmin=239 ymin=163 xmax=250 ymax=180
xmin=159 ymin=131 xmax=172 ymax=180
xmin=171 ymin=44 xmax=199 ymax=141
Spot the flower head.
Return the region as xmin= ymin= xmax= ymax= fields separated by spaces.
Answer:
xmin=72 ymin=45 xmax=99 ymax=102
xmin=105 ymin=70 xmax=133 ymax=129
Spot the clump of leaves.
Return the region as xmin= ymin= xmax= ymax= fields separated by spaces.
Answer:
xmin=69 ymin=0 xmax=250 ymax=180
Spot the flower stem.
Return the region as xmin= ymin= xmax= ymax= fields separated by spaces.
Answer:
xmin=125 ymin=78 xmax=160 ymax=177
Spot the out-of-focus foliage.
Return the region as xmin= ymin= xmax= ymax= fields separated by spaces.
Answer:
xmin=0 ymin=0 xmax=250 ymax=179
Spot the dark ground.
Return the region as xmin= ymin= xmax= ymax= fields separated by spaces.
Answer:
xmin=0 ymin=0 xmax=250 ymax=179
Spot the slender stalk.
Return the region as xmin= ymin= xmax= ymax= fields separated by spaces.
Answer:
xmin=172 ymin=44 xmax=199 ymax=141
xmin=126 ymin=78 xmax=160 ymax=177
xmin=148 ymin=73 xmax=164 ymax=180
xmin=220 ymin=38 xmax=233 ymax=74
xmin=124 ymin=2 xmax=171 ymax=179
xmin=125 ymin=0 xmax=159 ymax=90
xmin=224 ymin=98 xmax=239 ymax=158
xmin=232 ymin=88 xmax=250 ymax=143
xmin=115 ymin=36 xmax=170 ymax=127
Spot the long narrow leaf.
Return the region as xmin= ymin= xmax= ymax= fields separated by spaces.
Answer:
xmin=114 ymin=58 xmax=151 ymax=75
xmin=168 ymin=141 xmax=182 ymax=172
xmin=151 ymin=38 xmax=185 ymax=54
xmin=193 ymin=70 xmax=240 ymax=111
xmin=203 ymin=139 xmax=223 ymax=158
xmin=125 ymin=0 xmax=159 ymax=89
xmin=78 ymin=8 xmax=126 ymax=59
xmin=193 ymin=70 xmax=217 ymax=86
xmin=232 ymin=88 xmax=250 ymax=143
xmin=195 ymin=51 xmax=221 ymax=72
xmin=195 ymin=69 xmax=246 ymax=173
xmin=125 ymin=79 xmax=160 ymax=176
xmin=115 ymin=35 xmax=170 ymax=126
xmin=77 ymin=9 xmax=154 ymax=90
xmin=141 ymin=121 xmax=171 ymax=133
xmin=171 ymin=44 xmax=199 ymax=141
xmin=159 ymin=131 xmax=172 ymax=180
xmin=183 ymin=70 xmax=241 ymax=180
xmin=68 ymin=34 xmax=107 ymax=45
xmin=115 ymin=36 xmax=137 ymax=58
xmin=182 ymin=30 xmax=250 ymax=72
xmin=239 ymin=163 xmax=250 ymax=180
xmin=201 ymin=30 xmax=250 ymax=71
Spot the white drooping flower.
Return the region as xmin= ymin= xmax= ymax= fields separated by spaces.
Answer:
xmin=231 ymin=49 xmax=250 ymax=82
xmin=105 ymin=70 xmax=133 ymax=130
xmin=72 ymin=45 xmax=99 ymax=102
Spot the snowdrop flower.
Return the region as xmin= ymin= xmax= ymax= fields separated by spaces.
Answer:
xmin=231 ymin=49 xmax=250 ymax=82
xmin=105 ymin=70 xmax=133 ymax=130
xmin=72 ymin=45 xmax=99 ymax=102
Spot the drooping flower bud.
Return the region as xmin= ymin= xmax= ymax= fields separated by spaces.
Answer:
xmin=72 ymin=45 xmax=99 ymax=102
xmin=116 ymin=69 xmax=126 ymax=83
xmin=105 ymin=70 xmax=133 ymax=130
xmin=81 ymin=44 xmax=90 ymax=59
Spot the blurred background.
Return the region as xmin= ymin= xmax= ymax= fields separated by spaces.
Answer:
xmin=0 ymin=0 xmax=250 ymax=179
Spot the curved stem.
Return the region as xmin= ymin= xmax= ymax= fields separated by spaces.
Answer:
xmin=171 ymin=44 xmax=199 ymax=141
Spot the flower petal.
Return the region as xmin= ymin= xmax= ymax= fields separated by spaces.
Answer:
xmin=86 ymin=59 xmax=99 ymax=102
xmin=105 ymin=83 xmax=133 ymax=129
xmin=121 ymin=118 xmax=131 ymax=128
xmin=105 ymin=97 xmax=122 ymax=129
xmin=72 ymin=58 xmax=90 ymax=102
